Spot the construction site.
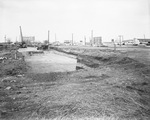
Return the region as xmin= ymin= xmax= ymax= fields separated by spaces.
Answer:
xmin=0 ymin=28 xmax=150 ymax=120
xmin=0 ymin=0 xmax=150 ymax=119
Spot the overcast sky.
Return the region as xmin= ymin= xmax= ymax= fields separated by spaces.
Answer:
xmin=0 ymin=0 xmax=150 ymax=43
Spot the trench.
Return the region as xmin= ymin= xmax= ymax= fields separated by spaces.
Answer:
xmin=19 ymin=47 xmax=84 ymax=73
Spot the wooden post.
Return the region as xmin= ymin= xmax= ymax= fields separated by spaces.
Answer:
xmin=112 ymin=39 xmax=116 ymax=51
xmin=48 ymin=30 xmax=50 ymax=44
xmin=15 ymin=50 xmax=17 ymax=59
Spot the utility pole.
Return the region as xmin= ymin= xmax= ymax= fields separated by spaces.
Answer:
xmin=122 ymin=35 xmax=124 ymax=41
xmin=144 ymin=34 xmax=145 ymax=39
xmin=48 ymin=30 xmax=50 ymax=44
xmin=91 ymin=30 xmax=93 ymax=46
xmin=16 ymin=37 xmax=17 ymax=42
xmin=72 ymin=33 xmax=73 ymax=45
xmin=89 ymin=37 xmax=91 ymax=45
xmin=4 ymin=35 xmax=6 ymax=43
xmin=84 ymin=36 xmax=86 ymax=46
xmin=119 ymin=35 xmax=122 ymax=46
xmin=55 ymin=33 xmax=57 ymax=42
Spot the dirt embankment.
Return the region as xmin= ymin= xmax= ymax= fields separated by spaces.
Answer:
xmin=0 ymin=47 xmax=150 ymax=120
xmin=0 ymin=50 xmax=28 ymax=119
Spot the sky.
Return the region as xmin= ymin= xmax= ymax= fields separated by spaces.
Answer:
xmin=0 ymin=0 xmax=150 ymax=43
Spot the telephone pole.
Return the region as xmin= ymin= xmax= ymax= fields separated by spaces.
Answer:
xmin=91 ymin=30 xmax=93 ymax=46
xmin=4 ymin=35 xmax=6 ymax=43
xmin=72 ymin=33 xmax=73 ymax=45
xmin=48 ymin=30 xmax=50 ymax=44
xmin=144 ymin=34 xmax=145 ymax=39
xmin=119 ymin=35 xmax=123 ymax=46
xmin=84 ymin=36 xmax=86 ymax=45
xmin=55 ymin=33 xmax=57 ymax=42
xmin=16 ymin=37 xmax=17 ymax=42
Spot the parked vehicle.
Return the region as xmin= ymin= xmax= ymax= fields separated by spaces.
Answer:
xmin=19 ymin=41 xmax=27 ymax=48
xmin=37 ymin=45 xmax=49 ymax=50
xmin=146 ymin=42 xmax=150 ymax=46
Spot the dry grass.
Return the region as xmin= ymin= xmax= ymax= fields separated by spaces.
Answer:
xmin=25 ymin=116 xmax=120 ymax=120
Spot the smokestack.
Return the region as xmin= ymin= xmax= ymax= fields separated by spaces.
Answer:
xmin=48 ymin=30 xmax=50 ymax=44
xmin=19 ymin=26 xmax=23 ymax=42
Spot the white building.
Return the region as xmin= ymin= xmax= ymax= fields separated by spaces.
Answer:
xmin=23 ymin=36 xmax=35 ymax=45
xmin=122 ymin=38 xmax=139 ymax=45
xmin=91 ymin=37 xmax=102 ymax=46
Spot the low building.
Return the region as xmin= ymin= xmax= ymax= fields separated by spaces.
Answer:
xmin=103 ymin=42 xmax=113 ymax=46
xmin=91 ymin=37 xmax=103 ymax=46
xmin=122 ymin=38 xmax=139 ymax=45
xmin=64 ymin=40 xmax=72 ymax=45
xmin=137 ymin=39 xmax=150 ymax=44
xmin=23 ymin=36 xmax=35 ymax=45
xmin=52 ymin=41 xmax=61 ymax=46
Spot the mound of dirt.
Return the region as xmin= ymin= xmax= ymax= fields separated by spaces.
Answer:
xmin=115 ymin=57 xmax=136 ymax=64
xmin=94 ymin=56 xmax=118 ymax=63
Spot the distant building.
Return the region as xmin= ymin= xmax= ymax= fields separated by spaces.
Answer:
xmin=52 ymin=41 xmax=61 ymax=46
xmin=103 ymin=42 xmax=113 ymax=46
xmin=137 ymin=39 xmax=150 ymax=44
xmin=79 ymin=40 xmax=84 ymax=46
xmin=122 ymin=38 xmax=139 ymax=45
xmin=64 ymin=40 xmax=72 ymax=45
xmin=85 ymin=42 xmax=91 ymax=46
xmin=23 ymin=36 xmax=35 ymax=45
xmin=91 ymin=37 xmax=102 ymax=46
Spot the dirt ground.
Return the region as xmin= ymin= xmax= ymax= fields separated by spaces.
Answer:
xmin=0 ymin=47 xmax=150 ymax=120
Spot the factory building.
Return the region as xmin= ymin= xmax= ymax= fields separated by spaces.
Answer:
xmin=91 ymin=37 xmax=103 ymax=47
xmin=23 ymin=36 xmax=35 ymax=45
